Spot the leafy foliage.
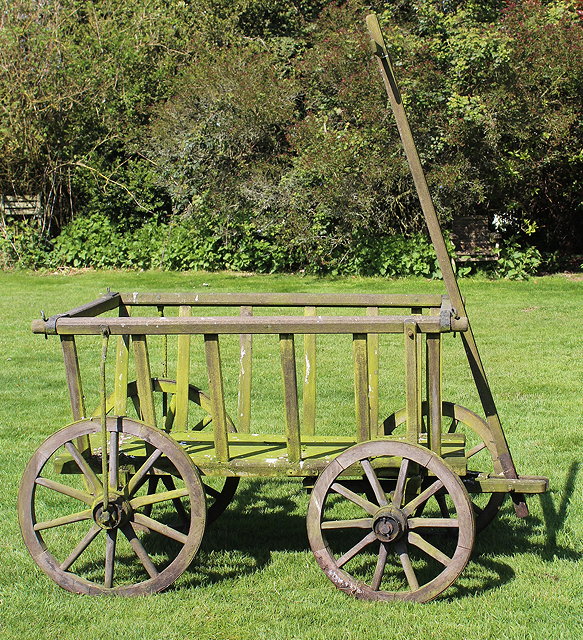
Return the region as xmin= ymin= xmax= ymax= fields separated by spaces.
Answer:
xmin=1 ymin=0 xmax=581 ymax=274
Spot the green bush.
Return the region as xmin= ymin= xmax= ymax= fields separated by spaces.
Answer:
xmin=494 ymin=240 xmax=542 ymax=280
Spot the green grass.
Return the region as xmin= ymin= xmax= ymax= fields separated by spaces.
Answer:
xmin=0 ymin=270 xmax=581 ymax=640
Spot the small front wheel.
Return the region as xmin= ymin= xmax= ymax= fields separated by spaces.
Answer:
xmin=307 ymin=440 xmax=475 ymax=602
xmin=18 ymin=418 xmax=206 ymax=595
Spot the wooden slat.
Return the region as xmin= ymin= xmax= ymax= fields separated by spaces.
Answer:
xmin=120 ymin=292 xmax=444 ymax=308
xmin=60 ymin=335 xmax=88 ymax=452
xmin=46 ymin=314 xmax=465 ymax=335
xmin=237 ymin=306 xmax=253 ymax=433
xmin=174 ymin=306 xmax=191 ymax=431
xmin=426 ymin=333 xmax=442 ymax=456
xmin=280 ymin=334 xmax=301 ymax=463
xmin=303 ymin=306 xmax=316 ymax=436
xmin=204 ymin=335 xmax=229 ymax=463
xmin=132 ymin=335 xmax=156 ymax=428
xmin=412 ymin=307 xmax=424 ymax=434
xmin=60 ymin=335 xmax=86 ymax=421
xmin=114 ymin=304 xmax=130 ymax=416
xmin=404 ymin=320 xmax=421 ymax=441
xmin=366 ymin=307 xmax=379 ymax=437
xmin=353 ymin=334 xmax=370 ymax=442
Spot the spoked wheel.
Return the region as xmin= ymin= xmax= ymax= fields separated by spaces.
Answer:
xmin=382 ymin=402 xmax=505 ymax=531
xmin=307 ymin=440 xmax=475 ymax=602
xmin=97 ymin=378 xmax=239 ymax=523
xmin=18 ymin=418 xmax=206 ymax=595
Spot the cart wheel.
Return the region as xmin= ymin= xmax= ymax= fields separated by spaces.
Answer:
xmin=382 ymin=402 xmax=505 ymax=531
xmin=307 ymin=440 xmax=475 ymax=602
xmin=18 ymin=418 xmax=206 ymax=595
xmin=97 ymin=378 xmax=239 ymax=523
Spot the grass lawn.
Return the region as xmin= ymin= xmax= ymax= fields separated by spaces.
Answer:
xmin=0 ymin=270 xmax=581 ymax=640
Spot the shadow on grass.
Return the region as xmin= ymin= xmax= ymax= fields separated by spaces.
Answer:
xmin=174 ymin=460 xmax=580 ymax=596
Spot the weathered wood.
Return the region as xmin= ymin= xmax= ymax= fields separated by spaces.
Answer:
xmin=366 ymin=307 xmax=380 ymax=436
xmin=303 ymin=306 xmax=317 ymax=436
xmin=353 ymin=334 xmax=370 ymax=442
xmin=366 ymin=13 xmax=525 ymax=515
xmin=120 ymin=292 xmax=443 ymax=308
xmin=60 ymin=335 xmax=86 ymax=421
xmin=42 ymin=314 xmax=467 ymax=335
xmin=132 ymin=335 xmax=156 ymax=428
xmin=404 ymin=321 xmax=421 ymax=441
xmin=204 ymin=335 xmax=229 ymax=463
xmin=114 ymin=305 xmax=130 ymax=417
xmin=426 ymin=333 xmax=442 ymax=456
xmin=280 ymin=334 xmax=301 ymax=463
xmin=237 ymin=306 xmax=253 ymax=433
xmin=60 ymin=335 xmax=88 ymax=452
xmin=174 ymin=306 xmax=191 ymax=432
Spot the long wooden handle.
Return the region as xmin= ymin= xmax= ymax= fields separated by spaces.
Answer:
xmin=366 ymin=14 xmax=526 ymax=512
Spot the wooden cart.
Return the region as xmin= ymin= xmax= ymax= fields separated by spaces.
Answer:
xmin=17 ymin=16 xmax=548 ymax=602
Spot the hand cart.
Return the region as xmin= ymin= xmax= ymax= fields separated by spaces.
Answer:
xmin=17 ymin=15 xmax=548 ymax=602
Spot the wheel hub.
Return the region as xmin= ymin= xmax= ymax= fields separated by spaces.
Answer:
xmin=92 ymin=492 xmax=132 ymax=530
xmin=372 ymin=506 xmax=407 ymax=543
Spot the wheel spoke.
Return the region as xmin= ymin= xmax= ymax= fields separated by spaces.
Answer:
xmin=34 ymin=508 xmax=93 ymax=531
xmin=132 ymin=513 xmax=188 ymax=544
xmin=109 ymin=430 xmax=119 ymax=490
xmin=104 ymin=529 xmax=117 ymax=588
xmin=336 ymin=531 xmax=377 ymax=568
xmin=60 ymin=524 xmax=102 ymax=571
xmin=121 ymin=524 xmax=159 ymax=579
xmin=466 ymin=442 xmax=486 ymax=458
xmin=331 ymin=482 xmax=378 ymax=515
xmin=395 ymin=540 xmax=419 ymax=591
xmin=402 ymin=479 xmax=444 ymax=517
xmin=35 ymin=477 xmax=93 ymax=505
xmin=408 ymin=532 xmax=451 ymax=566
xmin=370 ymin=542 xmax=388 ymax=591
xmin=321 ymin=518 xmax=373 ymax=530
xmin=392 ymin=458 xmax=410 ymax=508
xmin=130 ymin=487 xmax=189 ymax=510
xmin=126 ymin=448 xmax=163 ymax=496
xmin=447 ymin=418 xmax=458 ymax=433
xmin=361 ymin=459 xmax=388 ymax=506
xmin=65 ymin=441 xmax=102 ymax=494
xmin=408 ymin=517 xmax=459 ymax=529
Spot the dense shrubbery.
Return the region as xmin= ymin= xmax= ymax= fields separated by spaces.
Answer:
xmin=1 ymin=0 xmax=581 ymax=277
